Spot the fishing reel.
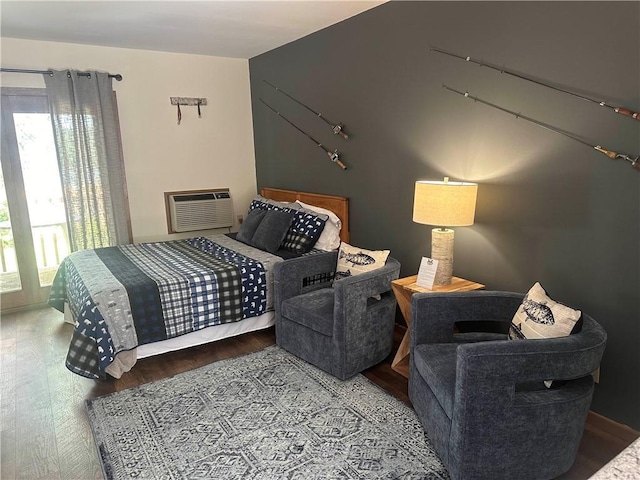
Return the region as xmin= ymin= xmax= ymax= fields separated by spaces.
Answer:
xmin=328 ymin=149 xmax=340 ymax=162
xmin=620 ymin=154 xmax=640 ymax=170
xmin=332 ymin=123 xmax=349 ymax=140
xmin=326 ymin=149 xmax=347 ymax=170
xmin=596 ymin=146 xmax=640 ymax=170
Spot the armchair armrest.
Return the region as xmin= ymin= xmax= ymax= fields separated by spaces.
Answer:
xmin=411 ymin=291 xmax=523 ymax=348
xmin=456 ymin=315 xmax=606 ymax=387
xmin=333 ymin=257 xmax=401 ymax=351
xmin=273 ymin=251 xmax=338 ymax=313
xmin=333 ymin=257 xmax=401 ymax=302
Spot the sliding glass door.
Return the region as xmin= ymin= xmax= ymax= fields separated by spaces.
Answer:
xmin=1 ymin=88 xmax=70 ymax=310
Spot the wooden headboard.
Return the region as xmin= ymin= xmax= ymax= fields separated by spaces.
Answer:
xmin=260 ymin=187 xmax=350 ymax=243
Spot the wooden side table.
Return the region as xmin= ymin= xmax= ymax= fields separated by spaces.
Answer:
xmin=391 ymin=275 xmax=485 ymax=378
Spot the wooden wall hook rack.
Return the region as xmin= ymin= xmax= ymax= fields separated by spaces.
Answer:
xmin=170 ymin=97 xmax=208 ymax=106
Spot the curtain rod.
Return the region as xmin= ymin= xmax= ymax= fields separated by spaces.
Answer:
xmin=0 ymin=67 xmax=123 ymax=81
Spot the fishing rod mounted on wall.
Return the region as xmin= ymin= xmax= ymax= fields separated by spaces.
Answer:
xmin=263 ymin=80 xmax=349 ymax=139
xmin=442 ymin=84 xmax=639 ymax=171
xmin=259 ymin=98 xmax=347 ymax=170
xmin=431 ymin=46 xmax=640 ymax=122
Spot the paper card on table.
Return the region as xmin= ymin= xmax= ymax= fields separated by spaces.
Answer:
xmin=416 ymin=257 xmax=439 ymax=289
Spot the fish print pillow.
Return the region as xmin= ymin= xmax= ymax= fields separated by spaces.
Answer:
xmin=509 ymin=282 xmax=581 ymax=341
xmin=335 ymin=242 xmax=390 ymax=281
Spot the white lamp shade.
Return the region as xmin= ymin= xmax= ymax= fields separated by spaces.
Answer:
xmin=413 ymin=179 xmax=478 ymax=227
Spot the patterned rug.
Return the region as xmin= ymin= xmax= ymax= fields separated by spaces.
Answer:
xmin=86 ymin=346 xmax=449 ymax=479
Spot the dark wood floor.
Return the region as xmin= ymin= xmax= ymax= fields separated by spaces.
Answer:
xmin=1 ymin=307 xmax=638 ymax=480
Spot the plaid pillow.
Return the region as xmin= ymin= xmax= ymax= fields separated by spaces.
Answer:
xmin=281 ymin=210 xmax=327 ymax=253
xmin=249 ymin=199 xmax=327 ymax=254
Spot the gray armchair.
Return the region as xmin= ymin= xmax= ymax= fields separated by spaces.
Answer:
xmin=409 ymin=290 xmax=607 ymax=480
xmin=274 ymin=251 xmax=401 ymax=380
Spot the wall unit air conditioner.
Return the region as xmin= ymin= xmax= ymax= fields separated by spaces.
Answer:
xmin=165 ymin=188 xmax=234 ymax=233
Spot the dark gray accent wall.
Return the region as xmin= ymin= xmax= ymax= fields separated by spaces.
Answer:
xmin=249 ymin=1 xmax=640 ymax=429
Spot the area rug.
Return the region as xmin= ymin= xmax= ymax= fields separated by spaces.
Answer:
xmin=86 ymin=345 xmax=449 ymax=479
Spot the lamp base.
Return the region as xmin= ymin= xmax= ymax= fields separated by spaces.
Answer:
xmin=432 ymin=228 xmax=454 ymax=286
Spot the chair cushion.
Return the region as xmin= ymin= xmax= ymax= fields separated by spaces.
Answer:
xmin=281 ymin=288 xmax=335 ymax=337
xmin=413 ymin=343 xmax=459 ymax=418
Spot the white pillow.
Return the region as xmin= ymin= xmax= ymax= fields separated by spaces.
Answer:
xmin=508 ymin=282 xmax=582 ymax=389
xmin=509 ymin=282 xmax=582 ymax=341
xmin=296 ymin=200 xmax=341 ymax=251
xmin=335 ymin=242 xmax=390 ymax=279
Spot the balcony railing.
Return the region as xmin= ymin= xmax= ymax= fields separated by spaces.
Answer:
xmin=0 ymin=222 xmax=69 ymax=292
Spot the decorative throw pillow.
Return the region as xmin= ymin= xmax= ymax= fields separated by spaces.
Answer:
xmin=251 ymin=195 xmax=300 ymax=211
xmin=508 ymin=282 xmax=582 ymax=341
xmin=296 ymin=200 xmax=342 ymax=251
xmin=236 ymin=208 xmax=266 ymax=245
xmin=250 ymin=210 xmax=293 ymax=253
xmin=248 ymin=198 xmax=294 ymax=218
xmin=249 ymin=198 xmax=328 ymax=254
xmin=281 ymin=209 xmax=328 ymax=254
xmin=335 ymin=242 xmax=390 ymax=280
xmin=509 ymin=282 xmax=582 ymax=388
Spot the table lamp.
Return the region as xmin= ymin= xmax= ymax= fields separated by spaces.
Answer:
xmin=413 ymin=177 xmax=478 ymax=286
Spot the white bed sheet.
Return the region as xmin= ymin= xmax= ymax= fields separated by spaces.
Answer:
xmin=65 ymin=303 xmax=274 ymax=360
xmin=136 ymin=311 xmax=274 ymax=358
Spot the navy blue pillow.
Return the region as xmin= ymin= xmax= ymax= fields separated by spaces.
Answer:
xmin=281 ymin=210 xmax=327 ymax=254
xmin=236 ymin=209 xmax=266 ymax=245
xmin=251 ymin=210 xmax=294 ymax=253
xmin=249 ymin=199 xmax=327 ymax=253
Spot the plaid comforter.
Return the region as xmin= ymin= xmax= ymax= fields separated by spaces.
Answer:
xmin=48 ymin=236 xmax=280 ymax=379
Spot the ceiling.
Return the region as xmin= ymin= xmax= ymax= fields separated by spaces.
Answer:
xmin=0 ymin=1 xmax=385 ymax=59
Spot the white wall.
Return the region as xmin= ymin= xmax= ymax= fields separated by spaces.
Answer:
xmin=1 ymin=37 xmax=257 ymax=242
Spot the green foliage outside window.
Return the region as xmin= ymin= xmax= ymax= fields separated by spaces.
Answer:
xmin=0 ymin=200 xmax=15 ymax=249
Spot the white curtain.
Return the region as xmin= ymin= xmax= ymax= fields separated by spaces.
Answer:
xmin=44 ymin=70 xmax=131 ymax=250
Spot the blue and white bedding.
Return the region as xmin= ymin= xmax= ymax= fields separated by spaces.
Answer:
xmin=48 ymin=235 xmax=284 ymax=379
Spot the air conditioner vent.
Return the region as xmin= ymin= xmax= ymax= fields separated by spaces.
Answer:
xmin=165 ymin=189 xmax=234 ymax=233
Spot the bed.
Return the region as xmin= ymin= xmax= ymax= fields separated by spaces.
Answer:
xmin=49 ymin=188 xmax=349 ymax=379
